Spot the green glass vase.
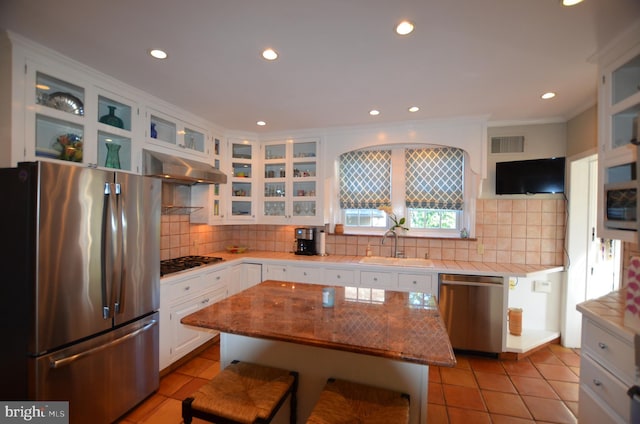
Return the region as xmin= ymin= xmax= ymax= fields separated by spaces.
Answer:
xmin=99 ymin=105 xmax=124 ymax=129
xmin=105 ymin=143 xmax=121 ymax=169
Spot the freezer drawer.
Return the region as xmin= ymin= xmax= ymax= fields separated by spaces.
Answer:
xmin=31 ymin=313 xmax=159 ymax=424
xmin=439 ymin=274 xmax=504 ymax=353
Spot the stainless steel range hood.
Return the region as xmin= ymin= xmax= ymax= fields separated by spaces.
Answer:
xmin=142 ymin=149 xmax=227 ymax=185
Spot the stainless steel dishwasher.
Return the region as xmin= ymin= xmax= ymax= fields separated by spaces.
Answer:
xmin=438 ymin=274 xmax=504 ymax=353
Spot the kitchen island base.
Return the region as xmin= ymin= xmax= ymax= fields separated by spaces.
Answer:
xmin=219 ymin=333 xmax=428 ymax=424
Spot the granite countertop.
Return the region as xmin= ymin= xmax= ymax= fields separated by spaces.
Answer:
xmin=576 ymin=289 xmax=637 ymax=344
xmin=209 ymin=250 xmax=563 ymax=278
xmin=181 ymin=280 xmax=457 ymax=367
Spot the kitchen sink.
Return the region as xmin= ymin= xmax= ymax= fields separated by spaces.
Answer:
xmin=358 ymin=256 xmax=434 ymax=267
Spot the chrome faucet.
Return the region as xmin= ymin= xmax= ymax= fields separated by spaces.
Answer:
xmin=381 ymin=229 xmax=400 ymax=258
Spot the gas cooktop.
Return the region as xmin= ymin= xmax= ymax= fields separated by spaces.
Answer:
xmin=160 ymin=255 xmax=224 ymax=276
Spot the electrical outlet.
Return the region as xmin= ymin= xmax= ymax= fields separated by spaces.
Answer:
xmin=477 ymin=243 xmax=484 ymax=254
xmin=534 ymin=280 xmax=552 ymax=293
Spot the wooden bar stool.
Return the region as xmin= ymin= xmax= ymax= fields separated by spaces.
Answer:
xmin=306 ymin=378 xmax=410 ymax=424
xmin=182 ymin=360 xmax=299 ymax=424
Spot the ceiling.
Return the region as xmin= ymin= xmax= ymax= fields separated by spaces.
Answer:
xmin=1 ymin=0 xmax=640 ymax=134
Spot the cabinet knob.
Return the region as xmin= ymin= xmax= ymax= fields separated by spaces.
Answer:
xmin=412 ymin=281 xmax=417 ymax=284
xmin=184 ymin=286 xmax=191 ymax=291
xmin=597 ymin=342 xmax=607 ymax=350
xmin=337 ymin=275 xmax=341 ymax=279
xmin=373 ymin=277 xmax=378 ymax=281
xmin=592 ymin=379 xmax=602 ymax=387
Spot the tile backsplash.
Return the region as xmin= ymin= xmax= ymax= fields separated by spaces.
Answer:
xmin=161 ymin=198 xmax=565 ymax=266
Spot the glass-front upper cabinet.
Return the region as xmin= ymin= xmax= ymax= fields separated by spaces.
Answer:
xmin=191 ymin=137 xmax=225 ymax=225
xmin=32 ymin=71 xmax=86 ymax=164
xmin=601 ymin=45 xmax=640 ymax=155
xmin=261 ymin=138 xmax=321 ymax=224
xmin=227 ymin=138 xmax=257 ymax=221
xmin=96 ymin=90 xmax=135 ymax=172
xmin=25 ymin=63 xmax=138 ymax=172
xmin=147 ymin=108 xmax=209 ymax=159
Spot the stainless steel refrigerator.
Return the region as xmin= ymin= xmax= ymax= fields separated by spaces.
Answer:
xmin=0 ymin=161 xmax=161 ymax=423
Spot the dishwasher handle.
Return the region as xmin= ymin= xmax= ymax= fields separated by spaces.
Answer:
xmin=439 ymin=274 xmax=503 ymax=285
xmin=440 ymin=280 xmax=503 ymax=288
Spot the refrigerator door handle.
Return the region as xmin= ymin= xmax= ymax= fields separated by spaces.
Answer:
xmin=49 ymin=319 xmax=158 ymax=369
xmin=101 ymin=182 xmax=118 ymax=320
xmin=113 ymin=182 xmax=124 ymax=314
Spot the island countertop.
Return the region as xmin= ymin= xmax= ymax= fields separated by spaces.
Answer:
xmin=181 ymin=280 xmax=456 ymax=367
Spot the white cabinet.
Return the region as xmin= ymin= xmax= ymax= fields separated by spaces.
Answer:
xmin=264 ymin=264 xmax=290 ymax=281
xmin=397 ymin=272 xmax=436 ymax=295
xmin=190 ymin=136 xmax=225 ymax=224
xmin=146 ymin=107 xmax=211 ymax=160
xmin=325 ymin=268 xmax=357 ymax=286
xmin=226 ymin=138 xmax=258 ymax=222
xmin=360 ymin=270 xmax=395 ymax=289
xmin=159 ymin=267 xmax=229 ymax=371
xmin=229 ymin=263 xmax=263 ymax=294
xmin=597 ymin=34 xmax=640 ymax=242
xmin=21 ymin=60 xmax=141 ymax=172
xmin=578 ymin=317 xmax=634 ymax=423
xmin=260 ymin=138 xmax=322 ymax=224
xmin=289 ymin=265 xmax=324 ymax=284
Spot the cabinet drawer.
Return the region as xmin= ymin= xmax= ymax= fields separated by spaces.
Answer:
xmin=580 ymin=353 xmax=630 ymax=422
xmin=163 ymin=274 xmax=204 ymax=302
xmin=582 ymin=318 xmax=635 ymax=384
xmin=265 ymin=264 xmax=289 ymax=281
xmin=579 ymin=383 xmax=627 ymax=424
xmin=289 ymin=266 xmax=324 ymax=284
xmin=325 ymin=268 xmax=355 ymax=286
xmin=397 ymin=273 xmax=434 ymax=293
xmin=360 ymin=271 xmax=395 ymax=289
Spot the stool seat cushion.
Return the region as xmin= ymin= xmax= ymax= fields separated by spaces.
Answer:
xmin=190 ymin=361 xmax=296 ymax=423
xmin=306 ymin=379 xmax=410 ymax=424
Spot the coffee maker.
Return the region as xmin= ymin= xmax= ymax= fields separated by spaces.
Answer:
xmin=295 ymin=227 xmax=317 ymax=255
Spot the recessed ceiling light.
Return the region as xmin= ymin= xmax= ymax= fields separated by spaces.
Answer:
xmin=561 ymin=0 xmax=584 ymax=6
xmin=149 ymin=49 xmax=168 ymax=59
xmin=408 ymin=106 xmax=420 ymax=113
xmin=257 ymin=121 xmax=267 ymax=126
xmin=541 ymin=92 xmax=556 ymax=100
xmin=369 ymin=109 xmax=380 ymax=116
xmin=396 ymin=20 xmax=414 ymax=35
xmin=262 ymin=48 xmax=278 ymax=61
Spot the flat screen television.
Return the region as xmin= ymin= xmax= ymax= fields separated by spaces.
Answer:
xmin=495 ymin=157 xmax=565 ymax=195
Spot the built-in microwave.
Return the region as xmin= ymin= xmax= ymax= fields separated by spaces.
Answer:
xmin=604 ymin=157 xmax=638 ymax=231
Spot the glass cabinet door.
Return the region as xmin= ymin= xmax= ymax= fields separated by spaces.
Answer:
xmin=609 ymin=53 xmax=640 ymax=150
xmin=230 ymin=140 xmax=255 ymax=219
xmin=34 ymin=72 xmax=85 ymax=163
xmin=96 ymin=93 xmax=134 ymax=171
xmin=260 ymin=138 xmax=321 ymax=223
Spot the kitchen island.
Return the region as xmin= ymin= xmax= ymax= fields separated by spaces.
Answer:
xmin=181 ymin=280 xmax=456 ymax=424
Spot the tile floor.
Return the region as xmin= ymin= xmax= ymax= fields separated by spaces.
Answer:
xmin=118 ymin=342 xmax=581 ymax=424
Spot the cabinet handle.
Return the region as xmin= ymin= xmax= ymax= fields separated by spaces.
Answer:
xmin=184 ymin=286 xmax=191 ymax=291
xmin=373 ymin=277 xmax=378 ymax=281
xmin=303 ymin=272 xmax=308 ymax=276
xmin=337 ymin=275 xmax=341 ymax=279
xmin=598 ymin=342 xmax=607 ymax=350
xmin=412 ymin=281 xmax=417 ymax=284
xmin=215 ymin=276 xmax=220 ymax=280
xmin=592 ymin=379 xmax=602 ymax=387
